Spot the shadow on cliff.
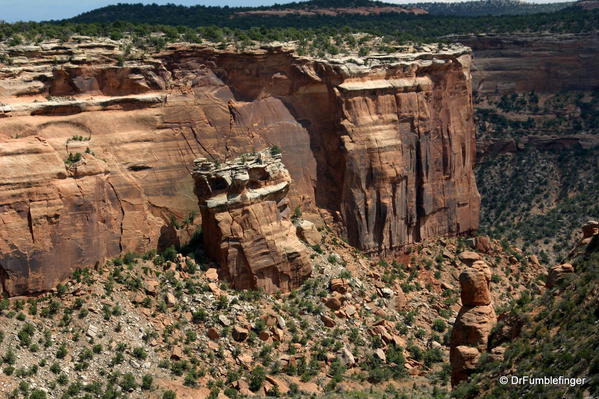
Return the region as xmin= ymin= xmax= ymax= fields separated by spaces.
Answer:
xmin=0 ymin=263 xmax=7 ymax=296
xmin=159 ymin=224 xmax=210 ymax=267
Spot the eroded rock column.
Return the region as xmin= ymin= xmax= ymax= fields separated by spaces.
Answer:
xmin=450 ymin=260 xmax=497 ymax=386
xmin=192 ymin=150 xmax=312 ymax=293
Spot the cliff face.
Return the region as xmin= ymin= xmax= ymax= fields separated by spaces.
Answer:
xmin=0 ymin=40 xmax=479 ymax=295
xmin=189 ymin=46 xmax=480 ymax=252
xmin=454 ymin=32 xmax=599 ymax=94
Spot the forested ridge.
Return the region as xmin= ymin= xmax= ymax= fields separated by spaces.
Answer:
xmin=1 ymin=2 xmax=597 ymax=51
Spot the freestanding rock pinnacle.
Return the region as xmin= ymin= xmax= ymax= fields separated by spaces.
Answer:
xmin=450 ymin=260 xmax=497 ymax=386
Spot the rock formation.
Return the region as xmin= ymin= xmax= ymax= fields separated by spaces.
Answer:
xmin=582 ymin=220 xmax=599 ymax=239
xmin=546 ymin=263 xmax=575 ymax=289
xmin=0 ymin=38 xmax=480 ymax=295
xmin=450 ymin=260 xmax=497 ymax=386
xmin=192 ymin=150 xmax=312 ymax=292
xmin=545 ymin=220 xmax=599 ymax=290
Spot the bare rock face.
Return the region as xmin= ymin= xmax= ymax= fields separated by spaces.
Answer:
xmin=192 ymin=150 xmax=312 ymax=293
xmin=450 ymin=266 xmax=497 ymax=386
xmin=333 ymin=55 xmax=480 ymax=252
xmin=0 ymin=39 xmax=479 ymax=296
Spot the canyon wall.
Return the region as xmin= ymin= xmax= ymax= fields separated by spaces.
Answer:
xmin=453 ymin=32 xmax=599 ymax=95
xmin=0 ymin=40 xmax=479 ymax=295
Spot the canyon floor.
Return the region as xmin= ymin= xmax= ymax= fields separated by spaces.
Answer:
xmin=0 ymin=224 xmax=544 ymax=399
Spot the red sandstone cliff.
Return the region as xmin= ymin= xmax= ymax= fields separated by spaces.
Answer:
xmin=0 ymin=40 xmax=480 ymax=295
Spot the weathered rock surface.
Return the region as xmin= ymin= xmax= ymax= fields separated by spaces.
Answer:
xmin=0 ymin=39 xmax=480 ymax=295
xmin=450 ymin=265 xmax=497 ymax=386
xmin=192 ymin=150 xmax=312 ymax=293
xmin=296 ymin=219 xmax=322 ymax=246
xmin=459 ymin=267 xmax=492 ymax=306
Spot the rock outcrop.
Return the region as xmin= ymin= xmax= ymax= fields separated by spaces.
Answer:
xmin=546 ymin=263 xmax=575 ymax=289
xmin=544 ymin=220 xmax=599 ymax=290
xmin=0 ymin=38 xmax=480 ymax=295
xmin=192 ymin=150 xmax=312 ymax=292
xmin=450 ymin=260 xmax=497 ymax=386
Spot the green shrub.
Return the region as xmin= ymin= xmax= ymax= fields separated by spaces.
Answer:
xmin=29 ymin=390 xmax=47 ymax=399
xmin=249 ymin=366 xmax=266 ymax=392
xmin=270 ymin=145 xmax=282 ymax=156
xmin=432 ymin=319 xmax=446 ymax=332
xmin=163 ymin=390 xmax=176 ymax=399
xmin=141 ymin=375 xmax=153 ymax=390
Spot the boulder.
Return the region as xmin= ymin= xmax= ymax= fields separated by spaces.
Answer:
xmin=205 ymin=268 xmax=219 ymax=281
xmin=165 ymin=292 xmax=178 ymax=307
xmin=321 ymin=314 xmax=336 ymax=328
xmin=207 ymin=327 xmax=220 ymax=341
xmin=475 ymin=236 xmax=493 ymax=253
xmin=374 ymin=349 xmax=387 ymax=363
xmin=296 ymin=219 xmax=322 ymax=246
xmin=337 ymin=347 xmax=355 ymax=367
xmin=329 ymin=278 xmax=350 ymax=294
xmin=394 ymin=287 xmax=407 ymax=311
xmin=324 ymin=297 xmax=342 ymax=311
xmin=265 ymin=376 xmax=289 ymax=395
xmin=145 ymin=280 xmax=159 ymax=295
xmin=259 ymin=331 xmax=271 ymax=341
xmin=171 ymin=346 xmax=184 ymax=360
xmin=459 ymin=268 xmax=491 ymax=306
xmin=208 ymin=282 xmax=223 ymax=296
xmin=458 ymin=251 xmax=482 ymax=265
xmin=232 ymin=326 xmax=249 ymax=342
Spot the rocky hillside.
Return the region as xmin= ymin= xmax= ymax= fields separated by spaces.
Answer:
xmin=0 ymin=37 xmax=479 ymax=297
xmin=0 ymin=222 xmax=543 ymax=398
xmin=451 ymin=222 xmax=599 ymax=398
xmin=452 ymin=32 xmax=599 ymax=262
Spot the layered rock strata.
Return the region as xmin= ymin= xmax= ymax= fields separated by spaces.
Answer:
xmin=0 ymin=38 xmax=479 ymax=295
xmin=450 ymin=260 xmax=497 ymax=386
xmin=451 ymin=33 xmax=599 ymax=94
xmin=192 ymin=150 xmax=312 ymax=293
